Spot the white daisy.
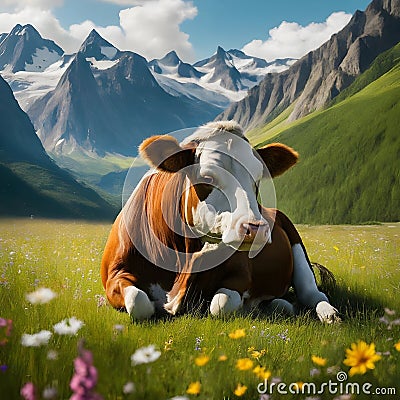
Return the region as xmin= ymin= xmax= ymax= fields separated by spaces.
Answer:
xmin=21 ymin=330 xmax=52 ymax=347
xmin=53 ymin=317 xmax=84 ymax=335
xmin=131 ymin=345 xmax=161 ymax=366
xmin=26 ymin=288 xmax=57 ymax=304
xmin=122 ymin=381 xmax=135 ymax=394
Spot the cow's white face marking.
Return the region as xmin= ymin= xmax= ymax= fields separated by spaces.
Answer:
xmin=184 ymin=131 xmax=271 ymax=251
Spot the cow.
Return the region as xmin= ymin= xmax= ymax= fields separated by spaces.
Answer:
xmin=101 ymin=120 xmax=340 ymax=323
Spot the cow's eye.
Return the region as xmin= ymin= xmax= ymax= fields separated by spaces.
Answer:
xmin=202 ymin=175 xmax=214 ymax=185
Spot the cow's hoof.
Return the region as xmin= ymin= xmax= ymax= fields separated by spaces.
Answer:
xmin=124 ymin=286 xmax=155 ymax=320
xmin=316 ymin=301 xmax=341 ymax=324
xmin=210 ymin=288 xmax=241 ymax=316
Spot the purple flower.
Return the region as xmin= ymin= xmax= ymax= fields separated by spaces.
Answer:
xmin=21 ymin=382 xmax=36 ymax=400
xmin=69 ymin=341 xmax=103 ymax=400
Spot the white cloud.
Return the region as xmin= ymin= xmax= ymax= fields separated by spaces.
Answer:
xmin=0 ymin=0 xmax=197 ymax=61
xmin=242 ymin=12 xmax=352 ymax=62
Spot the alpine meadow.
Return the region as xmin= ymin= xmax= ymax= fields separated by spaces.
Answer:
xmin=1 ymin=0 xmax=400 ymax=399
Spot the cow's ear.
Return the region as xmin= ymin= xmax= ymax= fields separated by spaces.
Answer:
xmin=257 ymin=143 xmax=298 ymax=177
xmin=139 ymin=135 xmax=195 ymax=172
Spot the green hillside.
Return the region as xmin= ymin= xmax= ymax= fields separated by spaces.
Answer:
xmin=255 ymin=56 xmax=400 ymax=224
xmin=0 ymin=161 xmax=118 ymax=220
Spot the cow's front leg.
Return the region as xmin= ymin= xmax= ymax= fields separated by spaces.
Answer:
xmin=165 ymin=242 xmax=234 ymax=315
xmin=124 ymin=286 xmax=155 ymax=320
xmin=292 ymin=243 xmax=340 ymax=323
xmin=210 ymin=288 xmax=242 ymax=316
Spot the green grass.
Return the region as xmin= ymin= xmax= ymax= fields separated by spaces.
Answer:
xmin=0 ymin=219 xmax=399 ymax=399
xmin=250 ymin=60 xmax=400 ymax=224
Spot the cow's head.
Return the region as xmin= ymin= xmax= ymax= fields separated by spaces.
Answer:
xmin=139 ymin=121 xmax=298 ymax=251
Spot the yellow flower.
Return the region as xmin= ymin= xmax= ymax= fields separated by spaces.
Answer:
xmin=233 ymin=383 xmax=247 ymax=396
xmin=294 ymin=382 xmax=304 ymax=391
xmin=253 ymin=365 xmax=271 ymax=381
xmin=236 ymin=358 xmax=254 ymax=371
xmin=250 ymin=349 xmax=266 ymax=359
xmin=229 ymin=329 xmax=246 ymax=339
xmin=343 ymin=340 xmax=381 ymax=376
xmin=394 ymin=341 xmax=400 ymax=352
xmin=333 ymin=246 xmax=339 ymax=252
xmin=186 ymin=381 xmax=201 ymax=395
xmin=164 ymin=337 xmax=173 ymax=351
xmin=311 ymin=355 xmax=327 ymax=367
xmin=218 ymin=354 xmax=228 ymax=361
xmin=194 ymin=354 xmax=210 ymax=366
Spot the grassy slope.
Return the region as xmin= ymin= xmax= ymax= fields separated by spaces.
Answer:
xmin=0 ymin=220 xmax=399 ymax=399
xmin=0 ymin=161 xmax=118 ymax=220
xmin=253 ymin=61 xmax=400 ymax=224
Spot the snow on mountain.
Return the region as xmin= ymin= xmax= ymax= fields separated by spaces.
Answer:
xmin=148 ymin=47 xmax=294 ymax=104
xmin=78 ymin=29 xmax=120 ymax=61
xmin=0 ymin=24 xmax=63 ymax=73
xmin=0 ymin=24 xmax=296 ymax=158
xmin=1 ymin=55 xmax=73 ymax=111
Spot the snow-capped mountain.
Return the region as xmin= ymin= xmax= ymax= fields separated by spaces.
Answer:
xmin=0 ymin=24 xmax=295 ymax=158
xmin=0 ymin=24 xmax=63 ymax=73
xmin=150 ymin=46 xmax=295 ymax=104
xmin=25 ymin=32 xmax=221 ymax=156
xmin=78 ymin=29 xmax=120 ymax=62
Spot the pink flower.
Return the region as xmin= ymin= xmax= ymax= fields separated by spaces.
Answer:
xmin=21 ymin=382 xmax=36 ymax=400
xmin=69 ymin=341 xmax=103 ymax=400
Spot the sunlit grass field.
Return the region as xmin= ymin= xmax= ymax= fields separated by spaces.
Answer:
xmin=0 ymin=219 xmax=399 ymax=399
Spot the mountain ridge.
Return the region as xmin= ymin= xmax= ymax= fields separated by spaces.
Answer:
xmin=218 ymin=0 xmax=400 ymax=129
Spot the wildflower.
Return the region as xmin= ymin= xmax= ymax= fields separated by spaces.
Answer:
xmin=236 ymin=358 xmax=254 ymax=371
xmin=249 ymin=348 xmax=266 ymax=359
xmin=21 ymin=382 xmax=36 ymax=400
xmin=253 ymin=365 xmax=271 ymax=381
xmin=0 ymin=365 xmax=8 ymax=372
xmin=277 ymin=329 xmax=290 ymax=342
xmin=343 ymin=340 xmax=381 ymax=376
xmin=194 ymin=336 xmax=203 ymax=351
xmin=186 ymin=381 xmax=201 ymax=395
xmin=113 ymin=324 xmax=125 ymax=333
xmin=21 ymin=330 xmax=52 ymax=347
xmin=54 ymin=317 xmax=84 ymax=335
xmin=293 ymin=382 xmax=304 ymax=392
xmin=234 ymin=383 xmax=247 ymax=396
xmin=164 ymin=336 xmax=173 ymax=351
xmin=333 ymin=246 xmax=339 ymax=252
xmin=311 ymin=355 xmax=327 ymax=367
xmin=131 ymin=345 xmax=161 ymax=366
xmin=122 ymin=381 xmax=135 ymax=394
xmin=310 ymin=368 xmax=321 ymax=377
xmin=394 ymin=341 xmax=400 ymax=352
xmin=0 ymin=318 xmax=12 ymax=345
xmin=26 ymin=288 xmax=57 ymax=305
xmin=229 ymin=329 xmax=246 ymax=339
xmin=42 ymin=386 xmax=57 ymax=399
xmin=70 ymin=341 xmax=103 ymax=400
xmin=47 ymin=350 xmax=58 ymax=360
xmin=194 ymin=354 xmax=210 ymax=366
xmin=95 ymin=294 xmax=106 ymax=308
xmin=218 ymin=354 xmax=228 ymax=361
xmin=384 ymin=308 xmax=396 ymax=316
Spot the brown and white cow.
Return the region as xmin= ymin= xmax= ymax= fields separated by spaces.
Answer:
xmin=101 ymin=121 xmax=339 ymax=323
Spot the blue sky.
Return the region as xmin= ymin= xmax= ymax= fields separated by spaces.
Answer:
xmin=1 ymin=0 xmax=371 ymax=62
